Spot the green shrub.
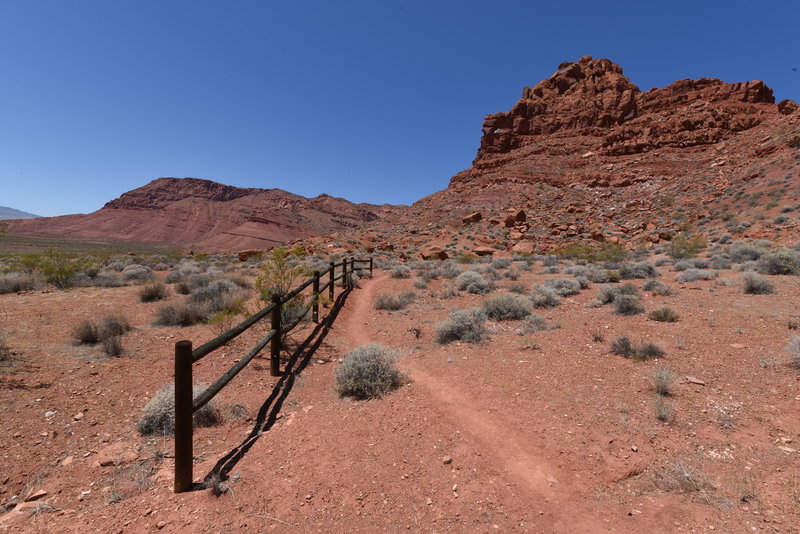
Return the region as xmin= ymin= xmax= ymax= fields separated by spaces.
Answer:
xmin=137 ymin=383 xmax=221 ymax=435
xmin=139 ymin=281 xmax=169 ymax=302
xmin=668 ymin=233 xmax=706 ymax=260
xmin=374 ymin=291 xmax=417 ymax=311
xmin=482 ymin=293 xmax=532 ymax=320
xmin=742 ymin=272 xmax=775 ymax=294
xmin=649 ymin=308 xmax=680 ymax=322
xmin=435 ymin=308 xmax=487 ymax=344
xmin=335 ymin=344 xmax=406 ymax=400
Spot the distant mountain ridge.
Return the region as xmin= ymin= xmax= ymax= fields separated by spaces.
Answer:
xmin=7 ymin=177 xmax=400 ymax=251
xmin=0 ymin=206 xmax=41 ymax=220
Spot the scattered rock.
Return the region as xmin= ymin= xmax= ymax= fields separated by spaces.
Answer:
xmin=442 ymin=456 xmax=453 ymax=465
xmin=462 ymin=212 xmax=482 ymax=225
xmin=685 ymin=376 xmax=705 ymax=386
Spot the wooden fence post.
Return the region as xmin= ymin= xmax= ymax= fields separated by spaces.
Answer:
xmin=312 ymin=270 xmax=320 ymax=323
xmin=369 ymin=257 xmax=373 ymax=277
xmin=270 ymin=294 xmax=282 ymax=376
xmin=174 ymin=340 xmax=193 ymax=493
xmin=349 ymin=257 xmax=355 ymax=287
xmin=329 ymin=262 xmax=335 ymax=301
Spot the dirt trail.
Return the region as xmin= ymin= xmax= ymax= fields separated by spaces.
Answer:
xmin=343 ymin=274 xmax=567 ymax=504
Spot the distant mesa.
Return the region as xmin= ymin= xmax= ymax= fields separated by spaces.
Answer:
xmin=6 ymin=177 xmax=400 ymax=252
xmin=0 ymin=206 xmax=41 ymax=220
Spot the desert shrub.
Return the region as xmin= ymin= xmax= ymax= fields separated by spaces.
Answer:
xmin=649 ymin=308 xmax=680 ymax=322
xmin=154 ymin=302 xmax=207 ymax=326
xmin=709 ymin=257 xmax=732 ymax=270
xmin=435 ymin=308 xmax=487 ymax=344
xmin=653 ymin=368 xmax=674 ymax=396
xmin=595 ymin=282 xmax=638 ymax=305
xmin=543 ymin=278 xmax=581 ymax=296
xmin=334 ymin=344 xmax=405 ymax=400
xmin=614 ymin=294 xmax=644 ymax=315
xmin=655 ymin=396 xmax=674 ymax=422
xmin=139 ymin=281 xmax=169 ymax=302
xmin=585 ymin=266 xmax=621 ymax=283
xmin=137 ymin=383 xmax=221 ymax=435
xmin=620 ymin=261 xmax=659 ymax=279
xmin=674 ymin=258 xmax=709 ymax=271
xmin=530 ymin=286 xmax=561 ymax=308
xmin=455 ymin=271 xmax=493 ymax=294
xmin=539 ymin=266 xmax=560 ymax=275
xmin=438 ymin=283 xmax=458 ymax=299
xmin=788 ymin=336 xmax=800 ymax=369
xmin=438 ymin=262 xmax=462 ymax=279
xmin=742 ymin=272 xmax=775 ymax=294
xmin=643 ymin=279 xmax=673 ymax=296
xmin=28 ymin=249 xmax=89 ymax=288
xmin=421 ymin=269 xmax=439 ymax=282
xmin=413 ymin=278 xmax=428 ymax=289
xmin=611 ymin=336 xmax=665 ymax=360
xmin=476 ymin=266 xmax=500 ymax=280
xmin=0 ymin=272 xmax=39 ymax=294
xmin=491 ymin=258 xmax=512 ymax=269
xmin=562 ymin=264 xmax=588 ymax=277
xmin=89 ymin=272 xmax=125 ymax=288
xmin=374 ymin=290 xmax=417 ymax=311
xmin=0 ymin=335 xmax=10 ymax=362
xmin=390 ymin=265 xmax=411 ymax=279
xmin=676 ymin=269 xmax=716 ymax=283
xmin=175 ymin=280 xmax=192 ymax=294
xmin=542 ymin=255 xmax=559 ymax=267
xmin=575 ymin=276 xmax=590 ymax=289
xmin=165 ymin=261 xmax=203 ymax=283
xmin=189 ymin=279 xmax=247 ymax=316
xmin=515 ymin=313 xmax=548 ymax=334
xmin=757 ymin=249 xmax=800 ymax=275
xmin=122 ymin=264 xmax=155 ymax=282
xmin=668 ymin=233 xmax=706 ymax=260
xmin=102 ymin=336 xmax=124 ymax=357
xmin=504 ymin=269 xmax=520 ymax=281
xmin=72 ymin=314 xmax=132 ymax=344
xmin=729 ymin=242 xmax=763 ymax=263
xmin=72 ymin=320 xmax=101 ymax=344
xmin=482 ymin=293 xmax=532 ymax=320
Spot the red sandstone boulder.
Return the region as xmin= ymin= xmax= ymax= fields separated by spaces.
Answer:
xmin=420 ymin=246 xmax=448 ymax=261
xmin=463 ymin=212 xmax=483 ymax=224
xmin=238 ymin=249 xmax=261 ymax=262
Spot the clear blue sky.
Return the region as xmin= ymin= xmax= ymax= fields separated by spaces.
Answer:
xmin=1 ymin=0 xmax=797 ymax=217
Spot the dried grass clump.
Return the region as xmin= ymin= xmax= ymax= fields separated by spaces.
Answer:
xmin=154 ymin=301 xmax=207 ymax=327
xmin=137 ymin=383 xmax=221 ymax=435
xmin=788 ymin=336 xmax=800 ymax=369
xmin=757 ymin=249 xmax=800 ymax=275
xmin=482 ymin=293 xmax=532 ymax=320
xmin=530 ymin=286 xmax=561 ymax=308
xmin=435 ymin=308 xmax=487 ymax=344
xmin=390 ymin=265 xmax=411 ymax=279
xmin=72 ymin=314 xmax=132 ymax=345
xmin=515 ymin=313 xmax=549 ymax=334
xmin=649 ymin=307 xmax=680 ymax=322
xmin=334 ymin=344 xmax=406 ymax=400
xmin=0 ymin=272 xmax=39 ymax=294
xmin=620 ymin=261 xmax=660 ymax=279
xmin=675 ymin=269 xmax=716 ymax=283
xmin=613 ymin=294 xmax=644 ymax=316
xmin=643 ymin=279 xmax=673 ymax=296
xmin=611 ymin=336 xmax=665 ymax=361
xmin=374 ymin=290 xmax=417 ymax=311
xmin=122 ymin=264 xmax=155 ymax=282
xmin=543 ymin=278 xmax=581 ymax=296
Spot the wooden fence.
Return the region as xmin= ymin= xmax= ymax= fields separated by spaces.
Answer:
xmin=173 ymin=257 xmax=373 ymax=492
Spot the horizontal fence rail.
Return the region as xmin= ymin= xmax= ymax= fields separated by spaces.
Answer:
xmin=173 ymin=256 xmax=372 ymax=492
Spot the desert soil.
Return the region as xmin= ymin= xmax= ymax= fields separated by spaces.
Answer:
xmin=1 ymin=265 xmax=799 ymax=533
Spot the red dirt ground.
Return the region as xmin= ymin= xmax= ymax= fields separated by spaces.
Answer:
xmin=1 ymin=263 xmax=799 ymax=533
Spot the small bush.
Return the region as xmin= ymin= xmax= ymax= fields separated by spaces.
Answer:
xmin=0 ymin=272 xmax=39 ymax=294
xmin=455 ymin=271 xmax=493 ymax=294
xmin=649 ymin=308 xmax=680 ymax=322
xmin=611 ymin=336 xmax=664 ymax=360
xmin=655 ymin=396 xmax=674 ymax=422
xmin=390 ymin=265 xmax=411 ymax=279
xmin=653 ymin=368 xmax=674 ymax=396
xmin=154 ymin=302 xmax=207 ymax=326
xmin=72 ymin=321 xmax=101 ymax=344
xmin=482 ymin=293 xmax=532 ymax=320
xmin=643 ymin=279 xmax=673 ymax=296
xmin=757 ymin=249 xmax=800 ymax=275
xmin=435 ymin=308 xmax=487 ymax=344
xmin=531 ymin=286 xmax=561 ymax=308
xmin=138 ymin=383 xmax=221 ymax=435
xmin=374 ymin=291 xmax=417 ymax=311
xmin=676 ymin=269 xmax=716 ymax=283
xmin=99 ymin=314 xmax=133 ymax=339
xmin=334 ymin=344 xmax=406 ymax=400
xmin=620 ymin=261 xmax=659 ymax=279
xmin=102 ymin=336 xmax=124 ymax=357
xmin=729 ymin=242 xmax=763 ymax=263
xmin=438 ymin=262 xmax=462 ymax=279
xmin=139 ymin=281 xmax=169 ymax=302
xmin=543 ymin=278 xmax=581 ymax=296
xmin=516 ymin=313 xmax=548 ymax=334
xmin=122 ymin=264 xmax=155 ymax=282
xmin=613 ymin=295 xmax=644 ymax=316
xmin=674 ymin=258 xmax=709 ymax=271
xmin=413 ymin=278 xmax=428 ymax=289
xmin=742 ymin=272 xmax=774 ymax=295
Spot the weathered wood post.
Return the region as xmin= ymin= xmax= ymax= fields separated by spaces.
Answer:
xmin=329 ymin=262 xmax=335 ymax=301
xmin=174 ymin=340 xmax=193 ymax=493
xmin=349 ymin=257 xmax=355 ymax=287
xmin=270 ymin=294 xmax=282 ymax=376
xmin=369 ymin=257 xmax=373 ymax=277
xmin=312 ymin=270 xmax=320 ymax=323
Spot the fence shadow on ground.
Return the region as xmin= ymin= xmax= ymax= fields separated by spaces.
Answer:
xmin=194 ymin=287 xmax=352 ymax=490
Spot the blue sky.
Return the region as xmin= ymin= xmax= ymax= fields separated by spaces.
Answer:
xmin=1 ymin=0 xmax=797 ymax=217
